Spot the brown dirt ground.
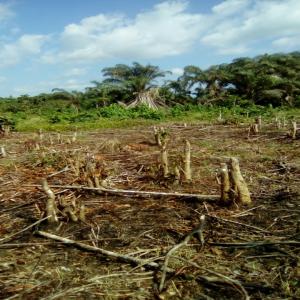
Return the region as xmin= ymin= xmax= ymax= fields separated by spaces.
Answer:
xmin=0 ymin=121 xmax=299 ymax=300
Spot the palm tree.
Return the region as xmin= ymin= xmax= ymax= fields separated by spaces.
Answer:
xmin=101 ymin=62 xmax=170 ymax=109
xmin=225 ymin=53 xmax=300 ymax=106
xmin=174 ymin=65 xmax=229 ymax=104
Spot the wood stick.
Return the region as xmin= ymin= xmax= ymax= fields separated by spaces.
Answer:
xmin=291 ymin=121 xmax=297 ymax=139
xmin=159 ymin=215 xmax=206 ymax=292
xmin=36 ymin=230 xmax=164 ymax=270
xmin=27 ymin=184 xmax=220 ymax=202
xmin=174 ymin=165 xmax=180 ymax=183
xmin=184 ymin=140 xmax=192 ymax=181
xmin=36 ymin=230 xmax=250 ymax=299
xmin=41 ymin=179 xmax=59 ymax=223
xmin=220 ymin=163 xmax=230 ymax=204
xmin=160 ymin=137 xmax=169 ymax=177
xmin=0 ymin=146 xmax=7 ymax=157
xmin=153 ymin=126 xmax=162 ymax=146
xmin=79 ymin=204 xmax=86 ymax=222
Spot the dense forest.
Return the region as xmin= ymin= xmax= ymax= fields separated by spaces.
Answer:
xmin=1 ymin=52 xmax=300 ymax=129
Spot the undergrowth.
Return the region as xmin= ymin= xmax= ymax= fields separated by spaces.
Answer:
xmin=1 ymin=102 xmax=299 ymax=131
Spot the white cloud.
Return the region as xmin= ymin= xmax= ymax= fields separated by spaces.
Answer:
xmin=0 ymin=3 xmax=13 ymax=22
xmin=0 ymin=34 xmax=48 ymax=67
xmin=272 ymin=35 xmax=300 ymax=50
xmin=171 ymin=67 xmax=184 ymax=76
xmin=212 ymin=0 xmax=251 ymax=16
xmin=42 ymin=1 xmax=205 ymax=63
xmin=201 ymin=0 xmax=300 ymax=54
xmin=41 ymin=0 xmax=300 ymax=64
xmin=11 ymin=78 xmax=88 ymax=96
xmin=3 ymin=0 xmax=300 ymax=97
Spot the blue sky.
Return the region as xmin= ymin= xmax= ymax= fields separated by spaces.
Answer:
xmin=0 ymin=0 xmax=299 ymax=96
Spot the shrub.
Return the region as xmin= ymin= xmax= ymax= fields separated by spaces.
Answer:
xmin=98 ymin=104 xmax=129 ymax=118
xmin=129 ymin=105 xmax=165 ymax=120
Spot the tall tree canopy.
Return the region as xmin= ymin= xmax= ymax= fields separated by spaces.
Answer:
xmin=0 ymin=52 xmax=299 ymax=110
xmin=101 ymin=62 xmax=170 ymax=108
xmin=169 ymin=52 xmax=300 ymax=107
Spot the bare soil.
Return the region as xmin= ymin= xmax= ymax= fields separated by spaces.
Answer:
xmin=0 ymin=121 xmax=299 ymax=300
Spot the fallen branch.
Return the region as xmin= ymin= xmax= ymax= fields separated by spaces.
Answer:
xmin=36 ymin=230 xmax=249 ymax=299
xmin=26 ymin=184 xmax=220 ymax=202
xmin=159 ymin=215 xmax=206 ymax=292
xmin=35 ymin=230 xmax=167 ymax=270
xmin=46 ymin=166 xmax=69 ymax=178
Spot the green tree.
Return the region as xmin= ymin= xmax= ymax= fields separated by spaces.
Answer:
xmin=101 ymin=62 xmax=170 ymax=108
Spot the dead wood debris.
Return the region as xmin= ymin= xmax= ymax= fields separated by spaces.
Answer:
xmin=0 ymin=123 xmax=299 ymax=299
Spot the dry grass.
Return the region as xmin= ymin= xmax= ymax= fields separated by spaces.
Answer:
xmin=0 ymin=121 xmax=299 ymax=299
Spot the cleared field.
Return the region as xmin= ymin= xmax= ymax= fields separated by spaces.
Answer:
xmin=0 ymin=120 xmax=299 ymax=299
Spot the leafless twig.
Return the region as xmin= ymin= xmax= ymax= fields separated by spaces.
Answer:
xmin=159 ymin=215 xmax=206 ymax=292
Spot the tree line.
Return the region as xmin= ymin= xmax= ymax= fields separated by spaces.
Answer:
xmin=1 ymin=51 xmax=300 ymax=112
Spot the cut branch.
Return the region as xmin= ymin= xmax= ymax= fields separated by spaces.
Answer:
xmin=36 ymin=230 xmax=165 ymax=270
xmin=28 ymin=184 xmax=220 ymax=202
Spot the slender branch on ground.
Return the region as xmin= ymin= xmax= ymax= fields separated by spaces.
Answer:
xmin=35 ymin=230 xmax=170 ymax=271
xmin=26 ymin=184 xmax=220 ymax=202
xmin=159 ymin=215 xmax=206 ymax=292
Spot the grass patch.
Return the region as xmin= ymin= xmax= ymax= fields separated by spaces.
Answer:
xmin=3 ymin=103 xmax=300 ymax=132
xmin=15 ymin=117 xmax=158 ymax=132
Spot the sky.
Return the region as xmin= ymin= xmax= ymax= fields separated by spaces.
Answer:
xmin=0 ymin=0 xmax=299 ymax=97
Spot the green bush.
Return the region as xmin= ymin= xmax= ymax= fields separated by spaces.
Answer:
xmin=98 ymin=104 xmax=129 ymax=118
xmin=129 ymin=105 xmax=165 ymax=120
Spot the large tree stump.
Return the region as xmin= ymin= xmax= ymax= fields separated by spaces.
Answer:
xmin=228 ymin=158 xmax=252 ymax=205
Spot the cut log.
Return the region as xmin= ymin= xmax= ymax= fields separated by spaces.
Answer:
xmin=229 ymin=158 xmax=252 ymax=205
